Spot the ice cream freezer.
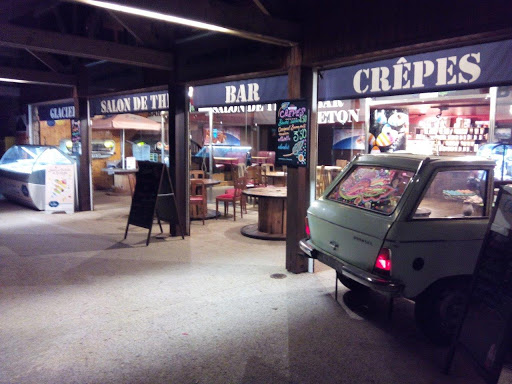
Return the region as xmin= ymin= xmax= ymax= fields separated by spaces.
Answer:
xmin=0 ymin=145 xmax=76 ymax=210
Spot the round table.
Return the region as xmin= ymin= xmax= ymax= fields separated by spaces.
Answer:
xmin=241 ymin=186 xmax=287 ymax=240
xmin=190 ymin=178 xmax=221 ymax=220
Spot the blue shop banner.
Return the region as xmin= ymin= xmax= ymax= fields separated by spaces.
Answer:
xmin=89 ymin=90 xmax=169 ymax=116
xmin=192 ymin=75 xmax=288 ymax=108
xmin=38 ymin=103 xmax=75 ymax=121
xmin=319 ymin=39 xmax=512 ymax=100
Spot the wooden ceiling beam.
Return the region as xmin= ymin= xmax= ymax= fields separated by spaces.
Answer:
xmin=0 ymin=23 xmax=174 ymax=70
xmin=0 ymin=65 xmax=76 ymax=87
xmin=64 ymin=0 xmax=301 ymax=46
xmin=25 ymin=49 xmax=68 ymax=73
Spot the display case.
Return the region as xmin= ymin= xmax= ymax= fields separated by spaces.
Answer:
xmin=0 ymin=145 xmax=75 ymax=210
xmin=477 ymin=141 xmax=512 ymax=185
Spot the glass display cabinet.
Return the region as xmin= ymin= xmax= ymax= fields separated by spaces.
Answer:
xmin=0 ymin=145 xmax=75 ymax=210
xmin=477 ymin=141 xmax=512 ymax=185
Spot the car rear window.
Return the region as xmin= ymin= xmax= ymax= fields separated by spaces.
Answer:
xmin=326 ymin=165 xmax=414 ymax=214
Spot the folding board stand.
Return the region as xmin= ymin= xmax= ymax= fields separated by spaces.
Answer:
xmin=124 ymin=161 xmax=184 ymax=246
xmin=444 ymin=185 xmax=512 ymax=384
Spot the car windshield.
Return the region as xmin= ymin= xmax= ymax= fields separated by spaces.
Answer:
xmin=327 ymin=165 xmax=414 ymax=214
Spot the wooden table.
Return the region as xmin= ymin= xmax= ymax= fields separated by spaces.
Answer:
xmin=213 ymin=157 xmax=239 ymax=165
xmin=265 ymin=171 xmax=287 ymax=186
xmin=190 ymin=178 xmax=221 ymax=220
xmin=102 ymin=168 xmax=138 ymax=196
xmin=241 ymin=186 xmax=287 ymax=240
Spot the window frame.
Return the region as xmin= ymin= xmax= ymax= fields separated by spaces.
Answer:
xmin=409 ymin=167 xmax=491 ymax=221
xmin=325 ymin=164 xmax=415 ymax=216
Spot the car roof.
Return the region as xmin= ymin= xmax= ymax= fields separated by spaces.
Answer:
xmin=355 ymin=153 xmax=495 ymax=170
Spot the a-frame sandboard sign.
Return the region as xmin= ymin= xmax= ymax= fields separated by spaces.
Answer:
xmin=124 ymin=161 xmax=184 ymax=245
xmin=445 ymin=185 xmax=512 ymax=383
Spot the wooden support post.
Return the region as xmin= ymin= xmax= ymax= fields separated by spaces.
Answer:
xmin=168 ymin=80 xmax=189 ymax=236
xmin=285 ymin=46 xmax=312 ymax=274
xmin=73 ymin=66 xmax=91 ymax=211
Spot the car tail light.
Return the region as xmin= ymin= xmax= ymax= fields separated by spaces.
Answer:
xmin=374 ymin=248 xmax=391 ymax=276
xmin=305 ymin=217 xmax=310 ymax=238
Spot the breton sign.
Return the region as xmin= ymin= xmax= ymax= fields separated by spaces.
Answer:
xmin=319 ymin=39 xmax=512 ymax=100
xmin=275 ymin=100 xmax=308 ymax=167
xmin=192 ymin=75 xmax=288 ymax=108
xmin=89 ymin=90 xmax=169 ymax=116
xmin=446 ymin=185 xmax=512 ymax=384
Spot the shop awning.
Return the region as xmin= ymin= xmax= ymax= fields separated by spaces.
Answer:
xmin=91 ymin=113 xmax=160 ymax=131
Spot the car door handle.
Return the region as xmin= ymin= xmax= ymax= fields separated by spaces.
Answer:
xmin=329 ymin=241 xmax=339 ymax=250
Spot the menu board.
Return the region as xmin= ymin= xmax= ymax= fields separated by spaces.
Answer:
xmin=275 ymin=100 xmax=308 ymax=167
xmin=45 ymin=164 xmax=75 ymax=213
xmin=71 ymin=120 xmax=81 ymax=155
xmin=126 ymin=161 xmax=163 ymax=231
xmin=446 ymin=185 xmax=512 ymax=384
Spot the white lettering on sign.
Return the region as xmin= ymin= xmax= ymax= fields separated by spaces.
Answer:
xmin=149 ymin=93 xmax=169 ymax=110
xmin=132 ymin=96 xmax=149 ymax=111
xmin=100 ymin=98 xmax=131 ymax=114
xmin=49 ymin=106 xmax=75 ymax=120
xmin=99 ymin=93 xmax=167 ymax=114
xmin=318 ymin=109 xmax=360 ymax=124
xmin=225 ymin=83 xmax=261 ymax=104
xmin=353 ymin=52 xmax=482 ymax=94
xmin=207 ymin=103 xmax=273 ymax=114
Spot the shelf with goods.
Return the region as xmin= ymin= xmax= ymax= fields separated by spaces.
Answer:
xmin=414 ymin=118 xmax=489 ymax=154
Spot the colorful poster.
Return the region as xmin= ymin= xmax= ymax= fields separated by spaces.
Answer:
xmin=332 ymin=128 xmax=365 ymax=150
xmin=45 ymin=165 xmax=75 ymax=213
xmin=275 ymin=100 xmax=308 ymax=167
xmin=369 ymin=109 xmax=409 ymax=153
xmin=203 ymin=127 xmax=241 ymax=145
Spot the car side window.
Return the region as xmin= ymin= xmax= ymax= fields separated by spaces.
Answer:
xmin=413 ymin=169 xmax=488 ymax=219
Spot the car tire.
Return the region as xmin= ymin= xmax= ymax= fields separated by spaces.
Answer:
xmin=414 ymin=278 xmax=469 ymax=346
xmin=337 ymin=271 xmax=370 ymax=293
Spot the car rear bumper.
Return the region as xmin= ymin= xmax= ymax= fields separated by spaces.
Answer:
xmin=299 ymin=238 xmax=403 ymax=296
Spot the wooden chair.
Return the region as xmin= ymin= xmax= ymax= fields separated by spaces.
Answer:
xmin=231 ymin=163 xmax=247 ymax=181
xmin=246 ymin=165 xmax=265 ymax=188
xmin=190 ymin=170 xmax=205 ymax=179
xmin=190 ymin=179 xmax=207 ymax=224
xmin=261 ymin=163 xmax=274 ymax=185
xmin=216 ymin=177 xmax=245 ymax=221
xmin=316 ymin=165 xmax=326 ymax=197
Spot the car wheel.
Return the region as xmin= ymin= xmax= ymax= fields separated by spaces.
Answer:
xmin=337 ymin=271 xmax=370 ymax=293
xmin=414 ymin=279 xmax=469 ymax=346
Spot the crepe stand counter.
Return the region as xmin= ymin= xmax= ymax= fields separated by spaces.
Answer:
xmin=0 ymin=145 xmax=75 ymax=210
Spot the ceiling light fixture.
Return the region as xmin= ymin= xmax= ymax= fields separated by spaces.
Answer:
xmin=72 ymin=0 xmax=233 ymax=34
xmin=67 ymin=0 xmax=296 ymax=46
xmin=0 ymin=78 xmax=30 ymax=84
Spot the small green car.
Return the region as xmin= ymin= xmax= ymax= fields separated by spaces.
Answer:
xmin=300 ymin=153 xmax=495 ymax=345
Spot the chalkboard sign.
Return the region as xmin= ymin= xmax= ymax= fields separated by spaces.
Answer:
xmin=124 ymin=161 xmax=183 ymax=245
xmin=446 ymin=185 xmax=512 ymax=384
xmin=275 ymin=100 xmax=308 ymax=167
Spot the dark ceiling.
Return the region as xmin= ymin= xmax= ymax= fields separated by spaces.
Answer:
xmin=0 ymin=0 xmax=511 ymax=112
xmin=0 ymin=0 xmax=308 ymax=104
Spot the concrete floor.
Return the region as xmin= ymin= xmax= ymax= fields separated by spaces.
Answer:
xmin=0 ymin=192 xmax=510 ymax=384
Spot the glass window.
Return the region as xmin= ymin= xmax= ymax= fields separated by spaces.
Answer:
xmin=316 ymin=99 xmax=367 ymax=197
xmin=368 ymin=88 xmax=490 ymax=156
xmin=327 ymin=165 xmax=414 ymax=215
xmin=413 ymin=169 xmax=488 ymax=219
